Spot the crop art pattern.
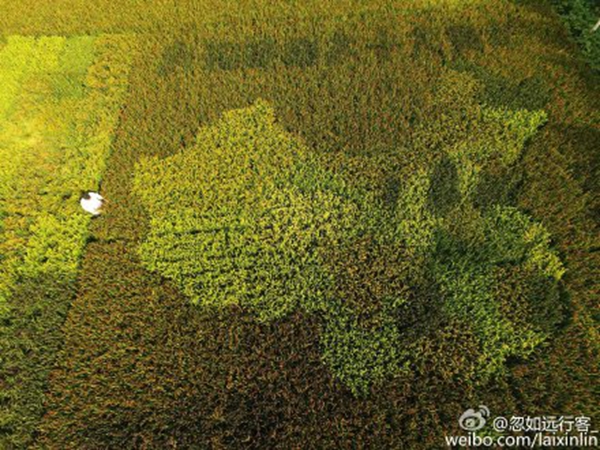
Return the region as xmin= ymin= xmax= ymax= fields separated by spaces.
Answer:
xmin=135 ymin=90 xmax=565 ymax=395
xmin=9 ymin=2 xmax=595 ymax=447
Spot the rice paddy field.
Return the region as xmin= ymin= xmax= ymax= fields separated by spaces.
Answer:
xmin=0 ymin=0 xmax=598 ymax=448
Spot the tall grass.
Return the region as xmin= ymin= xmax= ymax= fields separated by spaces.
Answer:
xmin=0 ymin=0 xmax=596 ymax=447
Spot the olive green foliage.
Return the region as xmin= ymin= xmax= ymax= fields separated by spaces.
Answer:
xmin=551 ymin=0 xmax=600 ymax=71
xmin=450 ymin=59 xmax=551 ymax=111
xmin=0 ymin=35 xmax=133 ymax=448
xmin=320 ymin=73 xmax=563 ymax=392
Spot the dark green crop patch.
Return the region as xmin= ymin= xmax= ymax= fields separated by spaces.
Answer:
xmin=157 ymin=40 xmax=196 ymax=76
xmin=204 ymin=37 xmax=278 ymax=70
xmin=450 ymin=59 xmax=551 ymax=111
xmin=447 ymin=24 xmax=484 ymax=54
xmin=551 ymin=0 xmax=600 ymax=72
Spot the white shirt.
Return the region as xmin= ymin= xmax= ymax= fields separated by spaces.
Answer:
xmin=80 ymin=192 xmax=105 ymax=215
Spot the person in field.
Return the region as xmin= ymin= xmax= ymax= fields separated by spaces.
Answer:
xmin=80 ymin=191 xmax=106 ymax=216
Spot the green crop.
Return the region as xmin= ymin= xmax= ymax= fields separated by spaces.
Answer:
xmin=0 ymin=35 xmax=133 ymax=303
xmin=0 ymin=1 xmax=593 ymax=447
xmin=0 ymin=34 xmax=134 ymax=448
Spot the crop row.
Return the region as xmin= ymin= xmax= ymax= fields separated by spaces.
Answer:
xmin=0 ymin=35 xmax=134 ymax=448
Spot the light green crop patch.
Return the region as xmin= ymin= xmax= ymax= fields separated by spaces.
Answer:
xmin=0 ymin=35 xmax=134 ymax=307
xmin=134 ymin=100 xmax=358 ymax=322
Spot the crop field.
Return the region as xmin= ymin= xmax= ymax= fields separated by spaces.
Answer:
xmin=0 ymin=0 xmax=598 ymax=448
